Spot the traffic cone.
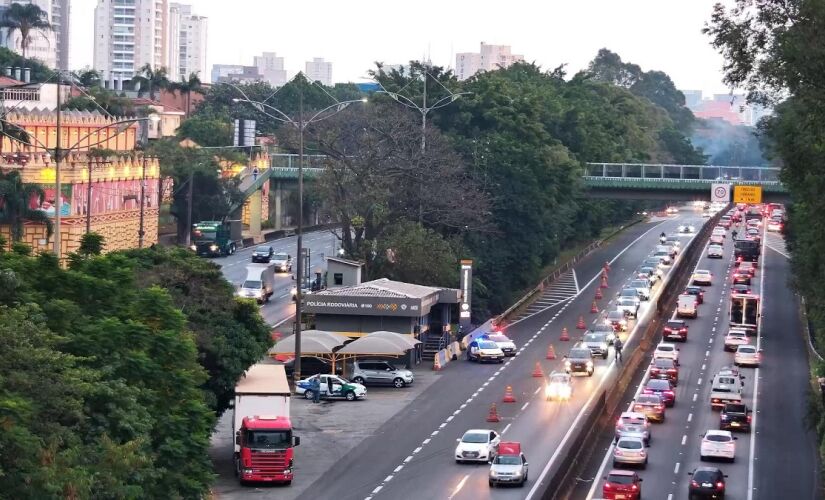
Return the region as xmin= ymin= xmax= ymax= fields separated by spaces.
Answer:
xmin=433 ymin=355 xmax=441 ymax=371
xmin=577 ymin=316 xmax=587 ymax=329
xmin=503 ymin=385 xmax=516 ymax=403
xmin=532 ymin=362 xmax=544 ymax=377
xmin=604 ymin=261 xmax=611 ymax=272
xmin=600 ymin=275 xmax=609 ymax=288
xmin=595 ymin=288 xmax=603 ymax=300
xmin=486 ymin=403 xmax=501 ymax=422
xmin=560 ymin=327 xmax=571 ymax=341
xmin=591 ymin=301 xmax=599 ymax=313
xmin=546 ymin=344 xmax=557 ymax=359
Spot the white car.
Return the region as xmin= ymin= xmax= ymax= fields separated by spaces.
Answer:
xmin=616 ymin=297 xmax=640 ymax=318
xmin=545 ymin=371 xmax=573 ymax=401
xmin=767 ymin=220 xmax=782 ymax=232
xmin=666 ymin=206 xmax=679 ymax=215
xmin=692 ymin=270 xmax=713 ymax=285
xmin=654 ymin=342 xmax=680 ymax=365
xmin=679 ymin=224 xmax=696 ymax=233
xmin=612 ymin=437 xmax=647 ymax=468
xmin=487 ymin=333 xmax=517 ymax=357
xmin=700 ymin=430 xmax=736 ymax=462
xmin=707 ymin=244 xmax=724 ymax=258
xmin=702 ymin=211 xmax=712 ymax=218
xmin=734 ymin=345 xmax=761 ymax=367
xmin=455 ymin=429 xmax=500 ymax=463
xmin=724 ymin=329 xmax=750 ymax=352
xmin=467 ymin=340 xmax=505 ymax=363
xmin=712 ymin=227 xmax=727 ymax=238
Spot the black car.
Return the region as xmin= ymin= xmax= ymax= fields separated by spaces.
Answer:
xmin=684 ymin=286 xmax=704 ymax=304
xmin=564 ymin=347 xmax=594 ymax=376
xmin=732 ymin=284 xmax=751 ymax=294
xmin=251 ymin=245 xmax=274 ymax=263
xmin=688 ymin=466 xmax=727 ymax=499
xmin=283 ymin=356 xmax=343 ymax=378
xmin=720 ymin=403 xmax=751 ymax=432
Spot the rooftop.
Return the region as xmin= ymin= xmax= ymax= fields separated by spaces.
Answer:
xmin=314 ymin=278 xmax=442 ymax=299
xmin=326 ymin=256 xmax=363 ymax=268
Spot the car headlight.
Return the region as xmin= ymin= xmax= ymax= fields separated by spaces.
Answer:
xmin=243 ymin=468 xmax=253 ymax=474
xmin=189 ymin=244 xmax=196 ymax=251
xmin=564 ymin=360 xmax=571 ymax=368
xmin=586 ymin=361 xmax=594 ymax=368
xmin=489 ymin=470 xmax=498 ymax=477
xmin=209 ymin=244 xmax=218 ymax=251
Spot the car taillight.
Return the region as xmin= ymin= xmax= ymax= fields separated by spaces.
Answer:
xmin=747 ymin=415 xmax=752 ymax=422
xmin=668 ymin=369 xmax=677 ymax=373
xmin=604 ymin=482 xmax=611 ymax=490
xmin=631 ymin=484 xmax=638 ymax=491
xmin=717 ymin=482 xmax=725 ymax=489
xmin=665 ymin=390 xmax=674 ymax=396
xmin=656 ymin=405 xmax=664 ymax=410
xmin=691 ymin=480 xmax=699 ymax=487
xmin=642 ymin=388 xmax=652 ymax=394
xmin=614 ymin=449 xmax=623 ymax=456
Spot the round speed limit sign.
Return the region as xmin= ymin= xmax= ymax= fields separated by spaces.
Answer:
xmin=711 ymin=183 xmax=730 ymax=202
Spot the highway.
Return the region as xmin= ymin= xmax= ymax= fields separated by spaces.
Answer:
xmin=580 ymin=219 xmax=818 ymax=499
xmin=214 ymin=229 xmax=339 ymax=326
xmin=298 ymin=209 xmax=710 ymax=500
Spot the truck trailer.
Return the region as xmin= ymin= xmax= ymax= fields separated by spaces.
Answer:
xmin=237 ymin=263 xmax=276 ymax=304
xmin=729 ymin=293 xmax=760 ymax=336
xmin=233 ymin=363 xmax=299 ymax=485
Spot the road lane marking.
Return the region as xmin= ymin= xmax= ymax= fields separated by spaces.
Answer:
xmin=535 ymin=387 xmax=542 ymax=395
xmin=681 ymin=435 xmax=687 ymax=446
xmin=447 ymin=475 xmax=470 ymax=500
xmin=404 ymin=456 xmax=412 ymax=463
xmin=693 ymin=393 xmax=697 ymax=402
xmin=413 ymin=447 xmax=421 ymax=454
xmin=384 ymin=475 xmax=393 ymax=482
xmin=393 ymin=465 xmax=403 ymax=473
xmin=687 ymin=413 xmax=693 ymax=422
xmin=674 ymin=462 xmax=680 ymax=474
xmin=503 ymin=423 xmax=512 ymax=434
xmin=521 ymin=402 xmax=530 ymax=411
xmin=371 ymin=486 xmax=382 ymax=494
xmin=748 ymin=226 xmax=768 ymax=500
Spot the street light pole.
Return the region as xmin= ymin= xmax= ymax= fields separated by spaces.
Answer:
xmin=138 ymin=153 xmax=147 ymax=248
xmin=295 ymin=89 xmax=305 ymax=383
xmin=54 ymin=76 xmax=62 ymax=257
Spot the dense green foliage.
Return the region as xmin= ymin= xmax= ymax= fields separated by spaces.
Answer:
xmin=705 ymin=0 xmax=825 ymax=459
xmin=0 ymin=245 xmax=271 ymax=496
xmin=0 ymin=47 xmax=51 ymax=81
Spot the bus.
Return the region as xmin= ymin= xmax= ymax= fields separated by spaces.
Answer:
xmin=730 ymin=293 xmax=760 ymax=336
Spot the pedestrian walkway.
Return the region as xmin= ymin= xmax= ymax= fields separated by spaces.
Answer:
xmin=514 ymin=269 xmax=580 ymax=320
xmin=764 ymin=231 xmax=789 ymax=258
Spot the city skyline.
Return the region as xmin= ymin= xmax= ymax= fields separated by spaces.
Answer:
xmin=68 ymin=0 xmax=732 ymax=93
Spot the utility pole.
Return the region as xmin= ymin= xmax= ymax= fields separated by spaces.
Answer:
xmin=294 ymin=89 xmax=304 ymax=384
xmin=184 ymin=170 xmax=194 ymax=247
xmin=85 ymin=159 xmax=93 ymax=234
xmin=53 ymin=74 xmax=62 ymax=257
xmin=138 ymin=154 xmax=148 ymax=248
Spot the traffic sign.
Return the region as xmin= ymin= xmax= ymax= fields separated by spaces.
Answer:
xmin=711 ymin=183 xmax=731 ymax=203
xmin=733 ymin=185 xmax=762 ymax=204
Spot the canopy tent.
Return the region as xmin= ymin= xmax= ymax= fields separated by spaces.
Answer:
xmin=338 ymin=333 xmax=421 ymax=356
xmin=364 ymin=331 xmax=422 ymax=351
xmin=268 ymin=330 xmax=349 ymax=355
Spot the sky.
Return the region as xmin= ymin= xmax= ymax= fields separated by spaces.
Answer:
xmin=70 ymin=0 xmax=732 ymax=94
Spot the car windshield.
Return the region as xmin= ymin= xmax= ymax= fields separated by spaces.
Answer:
xmin=494 ymin=455 xmax=521 ymax=465
xmin=654 ymin=358 xmax=675 ymax=368
xmin=717 ymin=377 xmax=737 ymax=385
xmin=738 ymin=346 xmax=756 ymax=353
xmin=462 ymin=432 xmax=488 ymax=443
xmin=247 ymin=430 xmax=292 ymax=449
xmin=654 ymin=251 xmax=668 ymax=257
xmin=666 ymin=321 xmax=684 ymax=328
xmin=725 ymin=404 xmax=746 ymax=413
xmin=273 ymin=253 xmax=289 ymax=260
xmin=570 ymin=349 xmax=591 ymax=359
xmin=622 ymin=424 xmax=644 ymax=433
xmin=607 ymin=312 xmax=624 ymax=320
xmin=657 ymin=345 xmax=674 ymax=352
xmin=630 ymin=281 xmax=647 ymax=288
xmin=584 ymin=334 xmax=605 ymax=343
xmin=705 ymin=434 xmax=731 ymax=442
xmin=709 ymin=245 xmax=722 ymax=251
xmin=254 ymin=246 xmax=270 ymax=253
xmin=607 ymin=474 xmax=635 ymax=485
xmin=618 ymin=298 xmax=635 ymax=305
xmin=647 ymin=379 xmax=670 ymax=389
xmin=618 ymin=440 xmax=643 ymax=450
xmin=488 ymin=334 xmax=510 ymax=343
xmin=696 ymin=270 xmax=710 ymax=275
xmin=242 ymin=280 xmax=262 ymax=289
xmin=620 ymin=289 xmax=637 ymax=297
xmin=637 ymin=395 xmax=660 ymax=404
xmin=478 ymin=341 xmax=498 ymax=349
xmin=693 ymin=470 xmax=719 ymax=482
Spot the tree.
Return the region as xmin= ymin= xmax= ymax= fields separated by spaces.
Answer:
xmin=0 ymin=3 xmax=51 ymax=61
xmin=73 ymin=67 xmax=102 ymax=88
xmin=176 ymin=116 xmax=233 ymax=147
xmin=62 ymin=86 xmax=136 ymax=117
xmin=133 ymin=64 xmax=170 ymax=101
xmin=0 ymin=47 xmax=51 ymax=82
xmin=171 ymin=72 xmax=203 ymax=117
xmin=0 ymin=170 xmax=52 ymax=241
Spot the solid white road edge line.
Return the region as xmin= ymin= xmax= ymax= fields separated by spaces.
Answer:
xmin=747 ymin=224 xmax=768 ymax=500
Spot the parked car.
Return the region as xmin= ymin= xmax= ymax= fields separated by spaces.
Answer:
xmin=486 ymin=333 xmax=517 ymax=357
xmin=295 ymin=374 xmax=367 ymax=401
xmin=350 ymin=359 xmax=414 ymax=388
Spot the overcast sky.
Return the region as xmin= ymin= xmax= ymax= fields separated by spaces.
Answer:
xmin=70 ymin=0 xmax=731 ymax=94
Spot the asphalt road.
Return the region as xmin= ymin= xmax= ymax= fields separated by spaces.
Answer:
xmin=214 ymin=229 xmax=339 ymax=326
xmin=580 ymin=221 xmax=818 ymax=500
xmin=297 ymin=209 xmax=708 ymax=500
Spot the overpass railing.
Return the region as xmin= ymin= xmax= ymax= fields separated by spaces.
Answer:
xmin=585 ymin=163 xmax=781 ymax=182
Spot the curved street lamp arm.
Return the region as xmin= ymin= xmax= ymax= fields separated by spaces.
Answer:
xmin=65 ymin=117 xmax=152 ymax=153
xmin=375 ymin=90 xmax=424 ymax=113
xmin=304 ymin=98 xmax=367 ymax=126
xmin=427 ymin=92 xmax=472 ymax=111
xmin=232 ymin=97 xmax=297 ymax=126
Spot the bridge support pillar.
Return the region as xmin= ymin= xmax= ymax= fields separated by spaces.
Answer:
xmin=273 ymin=180 xmax=283 ymax=230
xmin=249 ymin=188 xmax=262 ymax=240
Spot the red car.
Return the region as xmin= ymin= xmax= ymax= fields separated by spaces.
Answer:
xmin=649 ymin=357 xmax=679 ymax=385
xmin=603 ymin=469 xmax=642 ymax=499
xmin=663 ymin=320 xmax=688 ymax=342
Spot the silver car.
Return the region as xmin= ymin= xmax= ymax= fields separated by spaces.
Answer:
xmin=350 ymin=360 xmax=414 ymax=388
xmin=613 ymin=437 xmax=648 ymax=468
xmin=582 ymin=332 xmax=610 ymax=359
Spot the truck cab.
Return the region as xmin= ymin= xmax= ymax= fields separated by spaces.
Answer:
xmin=236 ymin=416 xmax=300 ymax=484
xmin=238 ymin=264 xmax=276 ymax=304
xmin=191 ymin=220 xmax=242 ymax=257
xmin=489 ymin=441 xmax=528 ymax=487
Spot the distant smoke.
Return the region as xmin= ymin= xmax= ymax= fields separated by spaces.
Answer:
xmin=691 ymin=118 xmax=767 ymax=166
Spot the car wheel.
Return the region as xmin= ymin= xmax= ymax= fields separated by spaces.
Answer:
xmin=456 ymin=459 xmax=462 ymax=464
xmin=393 ymin=378 xmax=405 ymax=388
xmin=498 ymin=359 xmax=505 ymax=364
xmin=700 ymin=454 xmax=705 ymax=461
xmin=228 ymin=244 xmax=236 ymax=255
xmin=588 ymin=369 xmax=594 ymax=376
xmin=303 ymin=390 xmax=314 ymax=400
xmin=352 ymin=376 xmax=365 ymax=384
xmin=612 ymin=461 xmax=619 ymax=468
xmin=489 ymin=480 xmax=494 ymax=487
xmin=345 ymin=391 xmax=356 ymax=401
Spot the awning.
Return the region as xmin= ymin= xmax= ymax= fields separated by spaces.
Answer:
xmin=337 ymin=333 xmax=421 ymax=356
xmin=268 ymin=330 xmax=349 ymax=355
xmin=365 ymin=331 xmax=422 ymax=351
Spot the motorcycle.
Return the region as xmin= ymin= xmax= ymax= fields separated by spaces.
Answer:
xmin=659 ymin=235 xmax=667 ymax=244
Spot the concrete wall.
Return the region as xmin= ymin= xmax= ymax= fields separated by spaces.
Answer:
xmin=327 ymin=261 xmax=361 ymax=288
xmin=314 ymin=314 xmax=416 ymax=337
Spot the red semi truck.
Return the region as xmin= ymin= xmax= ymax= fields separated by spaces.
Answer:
xmin=233 ymin=363 xmax=299 ymax=485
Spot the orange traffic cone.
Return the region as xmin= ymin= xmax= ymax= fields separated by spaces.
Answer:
xmin=433 ymin=355 xmax=442 ymax=371
xmin=600 ymin=275 xmax=609 ymax=289
xmin=577 ymin=316 xmax=587 ymax=329
xmin=595 ymin=288 xmax=603 ymax=300
xmin=604 ymin=261 xmax=611 ymax=272
xmin=503 ymin=385 xmax=516 ymax=403
xmin=532 ymin=362 xmax=544 ymax=377
xmin=486 ymin=403 xmax=501 ymax=422
xmin=560 ymin=327 xmax=571 ymax=341
xmin=546 ymin=344 xmax=557 ymax=359
xmin=591 ymin=301 xmax=599 ymax=313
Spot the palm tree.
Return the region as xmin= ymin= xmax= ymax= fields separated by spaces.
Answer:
xmin=0 ymin=170 xmax=52 ymax=242
xmin=171 ymin=72 xmax=203 ymax=117
xmin=133 ymin=64 xmax=170 ymax=101
xmin=0 ymin=3 xmax=51 ymax=60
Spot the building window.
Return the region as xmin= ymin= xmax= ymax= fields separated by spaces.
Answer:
xmin=333 ymin=273 xmax=343 ymax=286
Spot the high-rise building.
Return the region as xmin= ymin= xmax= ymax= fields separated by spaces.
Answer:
xmin=167 ymin=3 xmax=206 ymax=82
xmin=0 ymin=0 xmax=59 ymax=69
xmin=455 ymin=42 xmax=523 ymax=81
xmin=93 ymin=0 xmax=168 ymax=89
xmin=305 ymin=57 xmax=332 ymax=86
xmin=51 ymin=0 xmax=69 ymax=70
xmin=211 ymin=63 xmax=262 ymax=84
xmin=253 ymin=52 xmax=286 ymax=87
